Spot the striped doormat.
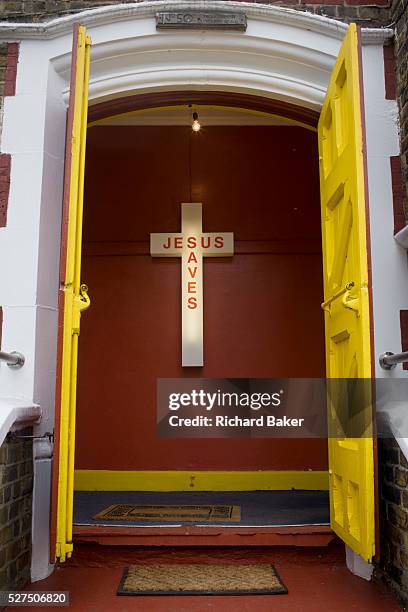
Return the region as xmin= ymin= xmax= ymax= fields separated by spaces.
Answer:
xmin=117 ymin=563 xmax=288 ymax=596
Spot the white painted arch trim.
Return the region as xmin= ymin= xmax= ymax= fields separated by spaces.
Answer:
xmin=14 ymin=1 xmax=389 ymax=114
xmin=0 ymin=1 xmax=393 ymax=114
xmin=0 ymin=1 xmax=394 ymax=43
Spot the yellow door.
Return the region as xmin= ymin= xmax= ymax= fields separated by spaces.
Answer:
xmin=318 ymin=24 xmax=375 ymax=561
xmin=51 ymin=24 xmax=91 ymax=562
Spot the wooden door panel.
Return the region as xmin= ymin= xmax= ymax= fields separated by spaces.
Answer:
xmin=318 ymin=24 xmax=375 ymax=561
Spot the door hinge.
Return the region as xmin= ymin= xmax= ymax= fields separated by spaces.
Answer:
xmin=342 ymin=289 xmax=360 ymax=317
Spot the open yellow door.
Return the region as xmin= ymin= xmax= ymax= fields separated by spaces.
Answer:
xmin=50 ymin=24 xmax=91 ymax=562
xmin=318 ymin=24 xmax=375 ymax=562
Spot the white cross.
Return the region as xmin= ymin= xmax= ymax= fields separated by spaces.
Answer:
xmin=150 ymin=203 xmax=234 ymax=366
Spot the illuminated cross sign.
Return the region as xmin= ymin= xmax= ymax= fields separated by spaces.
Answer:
xmin=150 ymin=203 xmax=234 ymax=366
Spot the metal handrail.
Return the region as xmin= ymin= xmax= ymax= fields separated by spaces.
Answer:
xmin=379 ymin=351 xmax=408 ymax=370
xmin=0 ymin=351 xmax=25 ymax=369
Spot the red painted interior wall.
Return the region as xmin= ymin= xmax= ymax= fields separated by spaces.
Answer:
xmin=75 ymin=124 xmax=328 ymax=471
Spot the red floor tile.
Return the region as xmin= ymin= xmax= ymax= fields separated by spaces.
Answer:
xmin=17 ymin=543 xmax=401 ymax=611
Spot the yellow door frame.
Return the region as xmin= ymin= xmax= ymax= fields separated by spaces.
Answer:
xmin=52 ymin=22 xmax=376 ymax=564
xmin=51 ymin=23 xmax=91 ymax=563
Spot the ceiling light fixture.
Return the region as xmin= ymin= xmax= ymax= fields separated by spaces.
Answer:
xmin=192 ymin=111 xmax=201 ymax=132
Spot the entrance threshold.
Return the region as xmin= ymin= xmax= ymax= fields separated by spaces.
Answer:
xmin=73 ymin=490 xmax=333 ymax=547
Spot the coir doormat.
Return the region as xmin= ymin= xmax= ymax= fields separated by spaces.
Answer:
xmin=93 ymin=504 xmax=241 ymax=522
xmin=117 ymin=563 xmax=288 ymax=596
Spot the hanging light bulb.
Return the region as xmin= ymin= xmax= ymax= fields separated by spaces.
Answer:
xmin=192 ymin=111 xmax=201 ymax=132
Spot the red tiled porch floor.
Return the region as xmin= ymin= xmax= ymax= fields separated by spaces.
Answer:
xmin=19 ymin=542 xmax=401 ymax=611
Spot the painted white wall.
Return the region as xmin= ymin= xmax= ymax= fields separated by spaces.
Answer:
xmin=0 ymin=0 xmax=396 ymax=581
xmin=362 ymin=45 xmax=408 ymax=458
xmin=0 ymin=34 xmax=71 ymax=582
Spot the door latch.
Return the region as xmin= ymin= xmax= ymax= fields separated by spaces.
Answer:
xmin=72 ymin=284 xmax=91 ymax=334
xmin=321 ymin=281 xmax=355 ymax=314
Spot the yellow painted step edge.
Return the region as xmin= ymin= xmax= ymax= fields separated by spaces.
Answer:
xmin=74 ymin=470 xmax=329 ymax=491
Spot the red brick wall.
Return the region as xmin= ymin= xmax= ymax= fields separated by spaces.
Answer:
xmin=4 ymin=43 xmax=18 ymax=97
xmin=384 ymin=44 xmax=397 ymax=101
xmin=392 ymin=0 xmax=408 ymax=216
xmin=0 ymin=431 xmax=33 ymax=591
xmin=0 ymin=43 xmax=18 ymax=228
xmin=390 ymin=156 xmax=406 ymax=234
